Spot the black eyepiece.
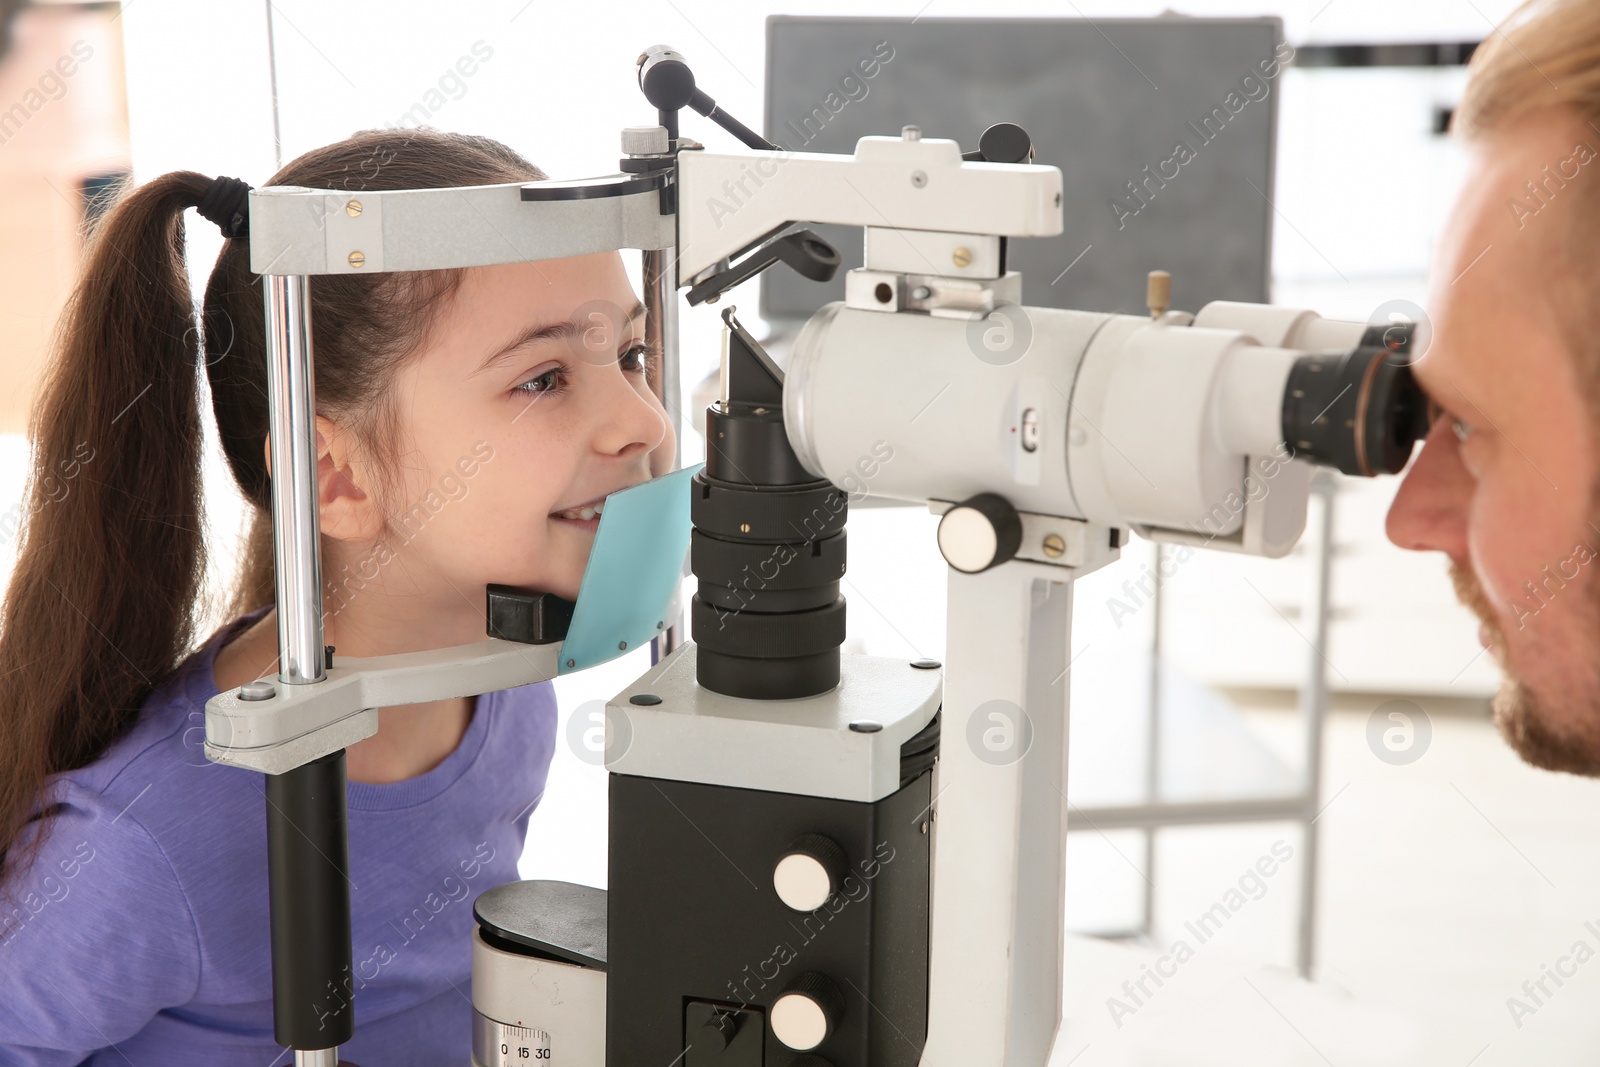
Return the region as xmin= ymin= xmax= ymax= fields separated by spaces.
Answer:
xmin=1281 ymin=323 xmax=1429 ymax=476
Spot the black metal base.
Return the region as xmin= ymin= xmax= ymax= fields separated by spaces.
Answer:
xmin=606 ymin=771 xmax=933 ymax=1067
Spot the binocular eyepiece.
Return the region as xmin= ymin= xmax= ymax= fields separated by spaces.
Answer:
xmin=1282 ymin=322 xmax=1431 ymax=477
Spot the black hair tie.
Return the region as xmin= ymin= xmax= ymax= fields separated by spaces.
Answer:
xmin=196 ymin=175 xmax=252 ymax=240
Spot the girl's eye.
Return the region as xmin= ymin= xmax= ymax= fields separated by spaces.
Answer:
xmin=513 ymin=367 xmax=565 ymax=397
xmin=621 ymin=340 xmax=656 ymax=375
xmin=511 ymin=342 xmax=655 ymax=398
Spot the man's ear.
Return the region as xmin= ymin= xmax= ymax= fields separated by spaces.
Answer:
xmin=260 ymin=415 xmax=387 ymax=543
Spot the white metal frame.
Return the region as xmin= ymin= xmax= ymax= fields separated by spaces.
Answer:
xmin=1067 ymin=473 xmax=1337 ymax=977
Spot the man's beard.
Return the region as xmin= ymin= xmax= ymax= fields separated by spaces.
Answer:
xmin=1449 ymin=559 xmax=1600 ymax=775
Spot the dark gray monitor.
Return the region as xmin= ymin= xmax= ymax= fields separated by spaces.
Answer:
xmin=760 ymin=15 xmax=1281 ymax=327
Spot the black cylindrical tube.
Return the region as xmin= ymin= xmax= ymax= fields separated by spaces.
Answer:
xmin=265 ymin=749 xmax=354 ymax=1051
xmin=692 ymin=311 xmax=849 ymax=700
xmin=1280 ymin=326 xmax=1428 ymax=477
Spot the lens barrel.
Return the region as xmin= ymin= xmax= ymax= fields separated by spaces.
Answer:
xmin=691 ymin=310 xmax=847 ymax=699
xmin=1281 ymin=323 xmax=1429 ymax=476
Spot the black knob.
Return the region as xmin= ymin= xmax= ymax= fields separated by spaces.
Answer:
xmin=700 ymin=1009 xmax=740 ymax=1051
xmin=637 ymin=45 xmax=696 ymax=109
xmin=772 ymin=833 xmax=848 ymax=912
xmin=936 ymin=493 xmax=1023 ymax=574
xmin=969 ymin=122 xmax=1033 ymax=163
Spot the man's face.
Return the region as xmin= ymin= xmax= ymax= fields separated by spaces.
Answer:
xmin=1387 ymin=107 xmax=1600 ymax=774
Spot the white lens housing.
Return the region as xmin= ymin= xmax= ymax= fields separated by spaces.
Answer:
xmin=784 ymin=299 xmax=1369 ymax=558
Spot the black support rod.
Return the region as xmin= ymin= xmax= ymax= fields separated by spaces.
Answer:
xmin=265 ymin=749 xmax=355 ymax=1055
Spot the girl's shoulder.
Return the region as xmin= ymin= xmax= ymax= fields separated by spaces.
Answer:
xmin=0 ymin=623 xmax=233 ymax=1040
xmin=62 ymin=607 xmax=268 ymax=803
xmin=1 ymin=768 xmax=205 ymax=1052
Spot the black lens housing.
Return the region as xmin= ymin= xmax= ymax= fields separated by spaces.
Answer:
xmin=1281 ymin=323 xmax=1429 ymax=476
xmin=690 ymin=309 xmax=846 ymax=700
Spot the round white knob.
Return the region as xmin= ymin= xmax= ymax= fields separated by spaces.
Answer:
xmin=770 ymin=972 xmax=844 ymax=1051
xmin=773 ymin=853 xmax=832 ymax=912
xmin=937 ymin=493 xmax=1022 ymax=574
xmin=771 ymin=991 xmax=827 ymax=1050
xmin=771 ymin=833 xmax=847 ymax=913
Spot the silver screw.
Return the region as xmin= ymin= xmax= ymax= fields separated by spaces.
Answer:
xmin=902 ymin=124 xmax=922 ymax=141
xmin=911 ymin=170 xmax=928 ymax=188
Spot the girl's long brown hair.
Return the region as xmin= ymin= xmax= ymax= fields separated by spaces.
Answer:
xmin=0 ymin=127 xmax=545 ymax=889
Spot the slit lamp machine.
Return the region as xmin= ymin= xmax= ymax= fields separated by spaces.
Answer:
xmin=202 ymin=44 xmax=1427 ymax=1067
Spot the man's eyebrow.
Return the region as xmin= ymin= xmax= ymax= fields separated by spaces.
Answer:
xmin=473 ymin=299 xmax=647 ymax=376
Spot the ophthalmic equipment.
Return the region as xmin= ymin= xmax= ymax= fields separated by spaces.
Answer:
xmin=203 ymin=44 xmax=1427 ymax=1067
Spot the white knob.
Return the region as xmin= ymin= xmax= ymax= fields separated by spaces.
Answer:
xmin=937 ymin=493 xmax=1022 ymax=574
xmin=771 ymin=991 xmax=829 ymax=1051
xmin=770 ymin=972 xmax=844 ymax=1052
xmin=771 ymin=834 xmax=847 ymax=913
xmin=773 ymin=853 xmax=832 ymax=912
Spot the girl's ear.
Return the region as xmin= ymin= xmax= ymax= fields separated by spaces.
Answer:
xmin=261 ymin=416 xmax=388 ymax=544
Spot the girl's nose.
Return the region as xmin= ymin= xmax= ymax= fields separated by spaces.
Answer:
xmin=593 ymin=362 xmax=672 ymax=462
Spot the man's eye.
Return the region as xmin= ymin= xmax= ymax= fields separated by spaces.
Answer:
xmin=1425 ymin=398 xmax=1474 ymax=441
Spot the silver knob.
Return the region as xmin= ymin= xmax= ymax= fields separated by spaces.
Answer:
xmin=238 ymin=680 xmax=276 ymax=701
xmin=622 ymin=125 xmax=669 ymax=155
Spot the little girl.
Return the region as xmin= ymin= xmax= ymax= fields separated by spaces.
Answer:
xmin=0 ymin=126 xmax=675 ymax=1064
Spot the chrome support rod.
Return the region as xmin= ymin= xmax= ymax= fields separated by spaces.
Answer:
xmin=263 ymin=275 xmax=347 ymax=1066
xmin=263 ymin=273 xmax=326 ymax=685
xmin=643 ymin=246 xmax=682 ymax=474
xmin=644 ymin=246 xmax=684 ymax=657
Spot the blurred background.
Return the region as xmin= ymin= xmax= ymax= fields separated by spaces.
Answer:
xmin=4 ymin=0 xmax=1597 ymax=1063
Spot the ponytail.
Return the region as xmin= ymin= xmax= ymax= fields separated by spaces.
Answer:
xmin=0 ymin=171 xmax=215 ymax=883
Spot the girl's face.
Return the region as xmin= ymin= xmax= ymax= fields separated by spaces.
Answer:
xmin=322 ymin=250 xmax=675 ymax=633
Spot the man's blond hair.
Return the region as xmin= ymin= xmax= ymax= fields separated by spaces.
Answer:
xmin=1455 ymin=0 xmax=1600 ymax=388
xmin=1455 ymin=0 xmax=1600 ymax=139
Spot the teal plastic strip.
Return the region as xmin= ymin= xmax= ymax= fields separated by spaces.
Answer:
xmin=557 ymin=462 xmax=704 ymax=674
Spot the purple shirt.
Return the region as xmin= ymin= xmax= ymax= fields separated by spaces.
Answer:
xmin=0 ymin=609 xmax=559 ymax=1066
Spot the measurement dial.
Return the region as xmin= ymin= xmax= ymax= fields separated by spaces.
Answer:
xmin=472 ymin=1013 xmax=553 ymax=1066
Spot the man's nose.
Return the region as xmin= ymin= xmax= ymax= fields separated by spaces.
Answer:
xmin=1385 ymin=414 xmax=1471 ymax=562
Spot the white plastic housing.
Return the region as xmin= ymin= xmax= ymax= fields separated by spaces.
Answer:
xmin=785 ymin=299 xmax=1367 ymax=558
